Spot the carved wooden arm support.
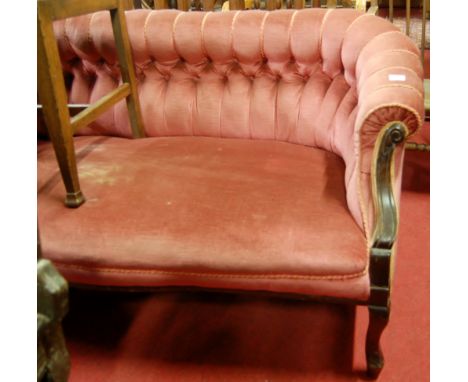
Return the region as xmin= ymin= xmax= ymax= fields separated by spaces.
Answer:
xmin=368 ymin=122 xmax=408 ymax=308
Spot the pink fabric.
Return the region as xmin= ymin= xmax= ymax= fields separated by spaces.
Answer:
xmin=52 ymin=9 xmax=424 ymax=242
xmin=38 ymin=136 xmax=369 ymax=300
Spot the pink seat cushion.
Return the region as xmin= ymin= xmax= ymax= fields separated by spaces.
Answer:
xmin=38 ymin=136 xmax=369 ymax=301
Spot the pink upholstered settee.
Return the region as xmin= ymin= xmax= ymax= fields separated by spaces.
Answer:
xmin=38 ymin=8 xmax=424 ymax=378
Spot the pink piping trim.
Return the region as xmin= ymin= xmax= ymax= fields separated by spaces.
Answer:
xmin=54 ymin=261 xmax=368 ymax=281
xmin=288 ymin=11 xmax=298 ymax=61
xmin=172 ymin=12 xmax=184 ymax=59
xmin=230 ymin=11 xmax=241 ymax=61
xmin=143 ymin=11 xmax=154 ymax=60
xmin=259 ymin=12 xmax=269 ymax=60
xmin=200 ymin=12 xmax=210 ymax=59
xmin=357 ymin=65 xmax=422 ymax=91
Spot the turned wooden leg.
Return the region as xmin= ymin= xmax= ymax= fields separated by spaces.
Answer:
xmin=365 ymin=305 xmax=390 ymax=379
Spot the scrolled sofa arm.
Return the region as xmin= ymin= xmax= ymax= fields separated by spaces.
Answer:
xmin=339 ymin=15 xmax=425 ymax=241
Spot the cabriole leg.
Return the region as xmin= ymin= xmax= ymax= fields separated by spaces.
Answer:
xmin=365 ymin=305 xmax=390 ymax=379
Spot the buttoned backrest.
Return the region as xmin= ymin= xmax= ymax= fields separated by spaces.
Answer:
xmin=53 ymin=9 xmax=424 ymax=238
xmin=56 ymin=9 xmax=387 ymax=147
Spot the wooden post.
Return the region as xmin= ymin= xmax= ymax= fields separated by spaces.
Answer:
xmin=326 ymin=0 xmax=336 ymax=8
xmin=229 ymin=0 xmax=245 ymax=9
xmin=294 ymin=0 xmax=304 ymax=9
xmin=110 ymin=0 xmax=145 ymax=138
xmin=406 ymin=0 xmax=411 ymax=36
xmin=177 ymin=0 xmax=190 ymax=10
xmin=265 ymin=0 xmax=276 ymax=10
xmin=342 ymin=0 xmax=353 ymax=7
xmin=202 ymin=0 xmax=215 ymax=10
xmin=389 ymin=0 xmax=393 ymax=22
xmin=155 ymin=0 xmax=169 ymax=8
xmin=312 ymin=0 xmax=320 ymax=7
xmin=421 ymin=0 xmax=427 ymax=65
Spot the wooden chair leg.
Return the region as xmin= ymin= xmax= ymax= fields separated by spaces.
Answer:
xmin=37 ymin=1 xmax=85 ymax=208
xmin=365 ymin=305 xmax=390 ymax=379
xmin=110 ymin=0 xmax=146 ymax=138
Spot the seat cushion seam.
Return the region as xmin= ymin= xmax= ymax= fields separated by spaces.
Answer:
xmin=53 ymin=261 xmax=368 ymax=281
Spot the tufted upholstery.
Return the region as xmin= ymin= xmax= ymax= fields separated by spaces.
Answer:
xmin=52 ymin=9 xmax=424 ymax=241
xmin=39 ymin=9 xmax=425 ymax=300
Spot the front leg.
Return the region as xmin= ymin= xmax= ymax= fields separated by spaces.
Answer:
xmin=366 ymin=305 xmax=390 ymax=378
xmin=365 ymin=245 xmax=392 ymax=379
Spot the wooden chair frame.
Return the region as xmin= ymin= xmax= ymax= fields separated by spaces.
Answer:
xmin=365 ymin=122 xmax=407 ymax=377
xmin=37 ymin=0 xmax=145 ymax=208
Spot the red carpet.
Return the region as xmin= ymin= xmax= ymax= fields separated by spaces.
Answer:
xmin=62 ymin=147 xmax=429 ymax=382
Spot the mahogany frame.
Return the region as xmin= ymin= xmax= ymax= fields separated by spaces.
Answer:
xmin=365 ymin=122 xmax=408 ymax=377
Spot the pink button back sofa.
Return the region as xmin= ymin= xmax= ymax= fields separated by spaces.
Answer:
xmin=38 ymin=8 xmax=424 ymax=378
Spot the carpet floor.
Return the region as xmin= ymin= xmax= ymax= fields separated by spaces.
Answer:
xmin=62 ymin=147 xmax=429 ymax=382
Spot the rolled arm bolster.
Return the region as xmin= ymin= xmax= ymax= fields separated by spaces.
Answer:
xmin=340 ymin=16 xmax=425 ymax=241
xmin=354 ymin=30 xmax=425 ymax=173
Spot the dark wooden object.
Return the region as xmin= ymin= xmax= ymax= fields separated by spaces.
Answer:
xmin=229 ymin=0 xmax=245 ymax=9
xmin=202 ymin=0 xmax=215 ymax=10
xmin=177 ymin=0 xmax=190 ymax=10
xmin=154 ymin=0 xmax=168 ymax=8
xmin=37 ymin=0 xmax=145 ymax=208
xmin=406 ymin=0 xmax=410 ymax=35
xmin=366 ymin=122 xmax=407 ymax=378
xmin=420 ymin=0 xmax=427 ymax=64
xmin=285 ymin=0 xmax=304 ymax=9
